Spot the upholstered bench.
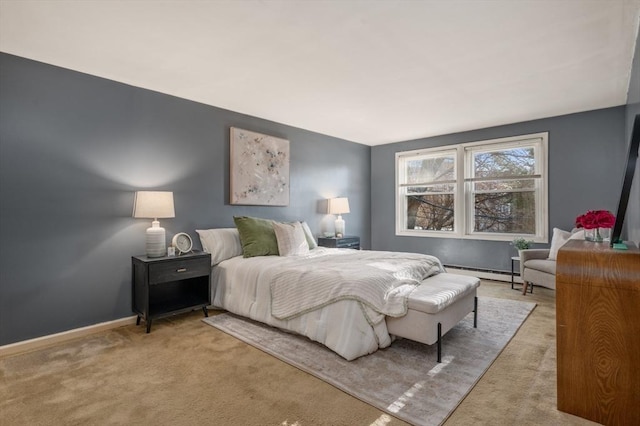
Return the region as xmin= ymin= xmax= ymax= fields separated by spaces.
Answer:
xmin=386 ymin=273 xmax=480 ymax=362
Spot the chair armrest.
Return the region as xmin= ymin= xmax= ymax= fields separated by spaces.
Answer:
xmin=519 ymin=249 xmax=551 ymax=277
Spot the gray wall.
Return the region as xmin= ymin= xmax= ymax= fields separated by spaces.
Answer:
xmin=371 ymin=107 xmax=627 ymax=271
xmin=624 ymin=27 xmax=640 ymax=245
xmin=0 ymin=53 xmax=371 ymax=345
xmin=2 ymin=33 xmax=637 ymax=346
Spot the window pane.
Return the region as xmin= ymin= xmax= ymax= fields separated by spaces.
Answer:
xmin=396 ymin=132 xmax=546 ymax=241
xmin=405 ymin=155 xmax=455 ymax=184
xmin=473 ymin=147 xmax=535 ymax=178
xmin=406 ymin=194 xmax=454 ymax=231
xmin=474 ymin=191 xmax=535 ymax=233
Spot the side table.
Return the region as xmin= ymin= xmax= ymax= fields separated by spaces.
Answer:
xmin=132 ymin=251 xmax=211 ymax=333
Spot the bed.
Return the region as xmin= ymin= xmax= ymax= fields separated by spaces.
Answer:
xmin=198 ymin=222 xmax=476 ymax=361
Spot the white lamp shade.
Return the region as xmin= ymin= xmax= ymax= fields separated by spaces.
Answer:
xmin=328 ymin=197 xmax=350 ymax=215
xmin=133 ymin=191 xmax=175 ymax=219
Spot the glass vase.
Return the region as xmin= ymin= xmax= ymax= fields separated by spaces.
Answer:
xmin=584 ymin=228 xmax=609 ymax=242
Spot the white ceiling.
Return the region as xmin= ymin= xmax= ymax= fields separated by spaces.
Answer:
xmin=1 ymin=1 xmax=639 ymax=145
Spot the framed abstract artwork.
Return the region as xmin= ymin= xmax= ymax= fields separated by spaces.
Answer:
xmin=230 ymin=127 xmax=290 ymax=206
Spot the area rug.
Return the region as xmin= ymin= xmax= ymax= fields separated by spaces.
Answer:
xmin=203 ymin=296 xmax=535 ymax=426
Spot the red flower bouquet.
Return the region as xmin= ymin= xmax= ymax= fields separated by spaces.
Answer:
xmin=575 ymin=210 xmax=615 ymax=242
xmin=575 ymin=210 xmax=616 ymax=229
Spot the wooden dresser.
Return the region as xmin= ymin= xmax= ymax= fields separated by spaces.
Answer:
xmin=556 ymin=240 xmax=640 ymax=425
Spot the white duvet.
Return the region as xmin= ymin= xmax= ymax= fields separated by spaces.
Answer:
xmin=211 ymin=247 xmax=443 ymax=360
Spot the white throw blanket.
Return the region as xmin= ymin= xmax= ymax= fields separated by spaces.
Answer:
xmin=270 ymin=250 xmax=444 ymax=325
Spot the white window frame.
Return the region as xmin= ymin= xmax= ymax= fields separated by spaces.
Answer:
xmin=395 ymin=132 xmax=548 ymax=243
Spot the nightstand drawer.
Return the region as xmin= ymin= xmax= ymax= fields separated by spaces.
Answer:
xmin=317 ymin=236 xmax=360 ymax=250
xmin=337 ymin=237 xmax=360 ymax=249
xmin=148 ymin=258 xmax=210 ymax=284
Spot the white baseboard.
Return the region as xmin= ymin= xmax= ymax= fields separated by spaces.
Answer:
xmin=445 ymin=266 xmax=523 ymax=284
xmin=0 ymin=316 xmax=138 ymax=358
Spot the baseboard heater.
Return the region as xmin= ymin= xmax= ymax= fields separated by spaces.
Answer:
xmin=443 ymin=264 xmax=523 ymax=284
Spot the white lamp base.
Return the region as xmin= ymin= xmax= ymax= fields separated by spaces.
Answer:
xmin=146 ymin=220 xmax=166 ymax=258
xmin=335 ymin=215 xmax=345 ymax=238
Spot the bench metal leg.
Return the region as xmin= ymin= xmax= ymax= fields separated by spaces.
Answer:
xmin=435 ymin=297 xmax=477 ymax=363
xmin=473 ymin=296 xmax=478 ymax=328
xmin=437 ymin=322 xmax=442 ymax=363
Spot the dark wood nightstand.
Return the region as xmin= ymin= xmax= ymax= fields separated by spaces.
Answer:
xmin=317 ymin=236 xmax=360 ymax=250
xmin=132 ymin=251 xmax=211 ymax=333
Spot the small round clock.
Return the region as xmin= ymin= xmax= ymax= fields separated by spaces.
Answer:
xmin=171 ymin=232 xmax=193 ymax=255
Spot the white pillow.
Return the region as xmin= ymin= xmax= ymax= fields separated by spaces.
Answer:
xmin=195 ymin=228 xmax=243 ymax=265
xmin=300 ymin=221 xmax=318 ymax=249
xmin=570 ymin=229 xmax=585 ymax=240
xmin=273 ymin=221 xmax=310 ymax=256
xmin=548 ymin=228 xmax=585 ymax=261
xmin=548 ymin=228 xmax=571 ymax=261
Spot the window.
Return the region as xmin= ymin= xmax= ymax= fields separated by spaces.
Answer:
xmin=396 ymin=133 xmax=548 ymax=242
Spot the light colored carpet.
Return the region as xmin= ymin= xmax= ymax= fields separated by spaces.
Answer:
xmin=203 ymin=296 xmax=536 ymax=426
xmin=1 ymin=282 xmax=601 ymax=425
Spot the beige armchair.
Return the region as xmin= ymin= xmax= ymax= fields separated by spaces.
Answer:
xmin=519 ymin=249 xmax=556 ymax=295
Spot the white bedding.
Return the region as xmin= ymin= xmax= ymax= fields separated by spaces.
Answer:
xmin=211 ymin=247 xmax=444 ymax=360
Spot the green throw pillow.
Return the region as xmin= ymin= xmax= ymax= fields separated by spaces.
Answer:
xmin=233 ymin=216 xmax=280 ymax=258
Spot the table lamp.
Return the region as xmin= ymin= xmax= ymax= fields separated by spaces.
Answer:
xmin=328 ymin=197 xmax=350 ymax=237
xmin=133 ymin=191 xmax=175 ymax=257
